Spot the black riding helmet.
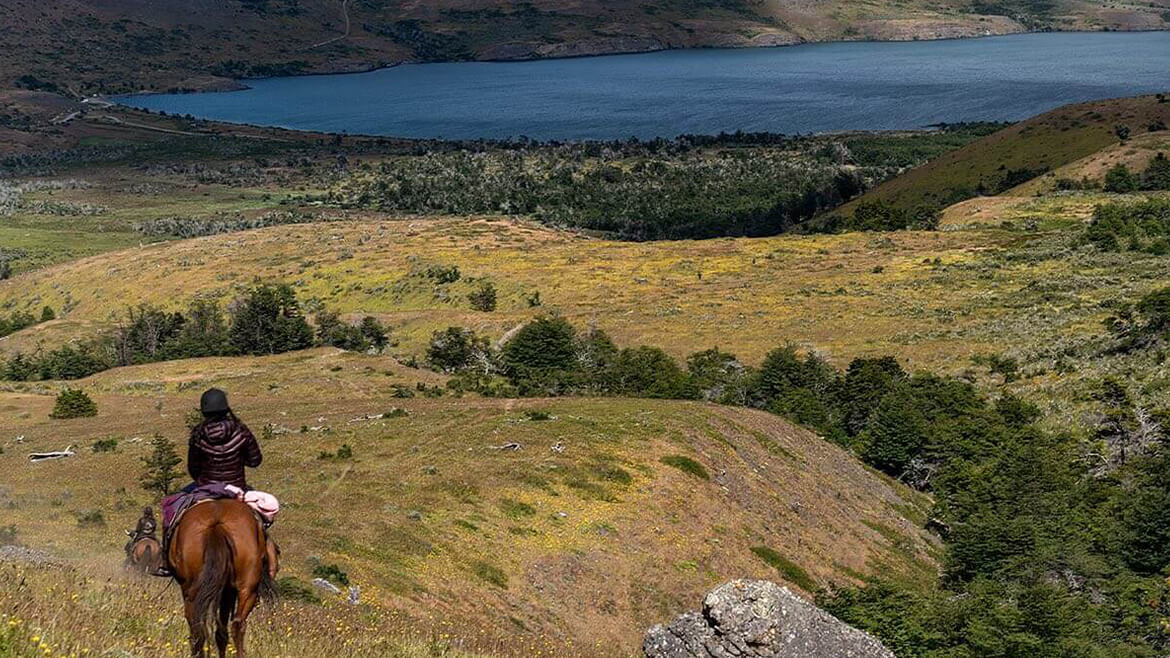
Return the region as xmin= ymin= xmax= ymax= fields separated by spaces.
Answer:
xmin=200 ymin=388 xmax=230 ymax=416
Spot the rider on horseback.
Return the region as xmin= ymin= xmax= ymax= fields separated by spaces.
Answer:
xmin=154 ymin=388 xmax=278 ymax=577
xmin=186 ymin=388 xmax=262 ymax=491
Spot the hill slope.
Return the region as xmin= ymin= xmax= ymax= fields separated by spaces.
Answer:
xmin=3 ymin=0 xmax=1169 ymax=93
xmin=840 ymin=94 xmax=1170 ymax=214
xmin=0 ymin=350 xmax=936 ymax=656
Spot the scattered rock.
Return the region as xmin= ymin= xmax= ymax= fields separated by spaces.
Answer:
xmin=407 ymin=509 xmax=423 ymax=521
xmin=347 ymin=586 xmax=361 ymax=605
xmin=643 ymin=579 xmax=894 ymax=658
xmin=0 ymin=544 xmax=63 ymax=568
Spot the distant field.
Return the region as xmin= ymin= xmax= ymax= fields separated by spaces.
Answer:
xmin=0 ymin=350 xmax=935 ymax=656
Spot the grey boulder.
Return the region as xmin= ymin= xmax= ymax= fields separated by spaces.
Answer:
xmin=644 ymin=579 xmax=894 ymax=658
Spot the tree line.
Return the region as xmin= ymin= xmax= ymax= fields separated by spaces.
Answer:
xmin=0 ymin=284 xmax=387 ymax=381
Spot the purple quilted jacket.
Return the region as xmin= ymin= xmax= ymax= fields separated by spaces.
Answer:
xmin=187 ymin=418 xmax=262 ymax=489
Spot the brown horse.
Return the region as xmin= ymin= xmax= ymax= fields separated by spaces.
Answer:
xmin=124 ymin=533 xmax=162 ymax=573
xmin=169 ymin=499 xmax=277 ymax=658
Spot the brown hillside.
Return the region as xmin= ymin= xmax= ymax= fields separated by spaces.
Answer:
xmin=3 ymin=0 xmax=1168 ymax=93
xmin=841 ymin=94 xmax=1170 ymax=213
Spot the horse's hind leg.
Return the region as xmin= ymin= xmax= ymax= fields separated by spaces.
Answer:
xmin=230 ymin=588 xmax=258 ymax=658
xmin=215 ymin=588 xmax=235 ymax=658
xmin=183 ymin=595 xmax=207 ymax=658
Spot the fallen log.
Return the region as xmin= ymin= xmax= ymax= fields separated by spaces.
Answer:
xmin=28 ymin=445 xmax=77 ymax=462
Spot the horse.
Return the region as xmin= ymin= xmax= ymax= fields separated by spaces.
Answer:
xmin=169 ymin=499 xmax=277 ymax=658
xmin=124 ymin=532 xmax=162 ymax=573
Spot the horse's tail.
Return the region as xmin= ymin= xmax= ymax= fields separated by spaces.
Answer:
xmin=191 ymin=524 xmax=233 ymax=630
xmin=257 ymin=525 xmax=278 ymax=604
xmin=258 ymin=563 xmax=278 ymax=603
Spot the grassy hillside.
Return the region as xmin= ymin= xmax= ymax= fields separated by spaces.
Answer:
xmin=0 ymin=350 xmax=936 ymax=656
xmin=4 ymin=96 xmax=1170 ymax=655
xmin=4 ymin=206 xmax=1170 ymax=429
xmin=3 ymin=0 xmax=1168 ymax=93
xmin=841 ymin=94 xmax=1170 ymax=214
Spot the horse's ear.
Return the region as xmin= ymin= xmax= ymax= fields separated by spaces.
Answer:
xmin=125 ymin=530 xmax=133 ymax=536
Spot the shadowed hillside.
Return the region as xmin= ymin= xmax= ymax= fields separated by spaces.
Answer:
xmin=3 ymin=0 xmax=1168 ymax=93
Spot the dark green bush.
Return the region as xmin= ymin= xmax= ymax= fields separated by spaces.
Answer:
xmin=311 ymin=562 xmax=349 ymax=586
xmin=276 ymin=576 xmax=321 ymax=604
xmin=91 ymin=437 xmax=119 ymax=453
xmin=229 ymin=284 xmax=313 ymax=356
xmin=468 ymin=282 xmax=498 ymax=312
xmin=750 ymin=546 xmax=816 ymax=591
xmin=50 ymin=389 xmax=98 ymax=419
xmin=1104 ymin=163 xmax=1139 ymax=193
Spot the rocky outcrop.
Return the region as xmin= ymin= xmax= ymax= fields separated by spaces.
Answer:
xmin=644 ymin=579 xmax=894 ymax=658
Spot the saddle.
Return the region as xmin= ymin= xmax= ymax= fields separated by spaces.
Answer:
xmin=159 ymin=483 xmax=279 ymax=572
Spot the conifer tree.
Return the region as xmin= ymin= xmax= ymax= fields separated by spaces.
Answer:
xmin=140 ymin=435 xmax=183 ymax=498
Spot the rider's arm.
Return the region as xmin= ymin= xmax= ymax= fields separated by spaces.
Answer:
xmin=187 ymin=441 xmax=202 ymax=481
xmin=241 ymin=424 xmax=262 ymax=468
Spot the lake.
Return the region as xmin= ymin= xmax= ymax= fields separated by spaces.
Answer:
xmin=117 ymin=32 xmax=1170 ymax=140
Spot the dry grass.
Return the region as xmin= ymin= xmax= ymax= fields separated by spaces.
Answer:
xmin=0 ymin=350 xmax=937 ymax=656
xmin=4 ymin=208 xmax=1170 ymax=427
xmin=0 ymin=560 xmax=489 ymax=658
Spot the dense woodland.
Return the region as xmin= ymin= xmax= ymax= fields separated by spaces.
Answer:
xmin=321 ymin=126 xmax=998 ymax=239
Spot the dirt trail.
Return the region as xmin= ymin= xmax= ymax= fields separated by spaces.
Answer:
xmin=308 ymin=0 xmax=351 ymax=50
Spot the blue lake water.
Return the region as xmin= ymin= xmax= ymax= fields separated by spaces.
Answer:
xmin=118 ymin=32 xmax=1170 ymax=140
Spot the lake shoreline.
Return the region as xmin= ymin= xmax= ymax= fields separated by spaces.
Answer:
xmin=118 ymin=27 xmax=1170 ymax=98
xmin=115 ymin=32 xmax=1170 ymax=141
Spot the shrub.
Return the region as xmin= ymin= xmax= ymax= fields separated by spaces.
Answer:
xmin=471 ymin=560 xmax=508 ymax=588
xmin=423 ymin=264 xmax=460 ymax=283
xmin=91 ymin=437 xmax=119 ymax=453
xmin=76 ymin=510 xmax=106 ymax=528
xmin=608 ymin=346 xmax=695 ymax=399
xmin=312 ymin=562 xmax=349 ymax=586
xmin=36 ymin=344 xmax=111 ymax=380
xmin=660 ymin=455 xmax=710 ymax=480
xmin=50 ymin=389 xmax=98 ymax=419
xmin=0 ymin=525 xmax=17 ymax=545
xmin=39 ymin=306 xmax=55 ymax=322
xmin=359 ymin=316 xmax=389 ymax=351
xmin=524 ymin=409 xmax=552 ymax=421
xmin=1141 ymin=152 xmax=1170 ymax=190
xmin=468 ymin=282 xmax=498 ymax=312
xmin=500 ymin=316 xmax=579 ymax=392
xmin=688 ymin=348 xmax=749 ymax=403
xmin=750 ymin=546 xmax=816 ymax=591
xmin=315 ymin=310 xmax=368 ymax=351
xmin=426 ymin=326 xmax=490 ymax=373
xmin=1086 ymin=198 xmax=1170 ymax=252
xmin=1104 ymin=163 xmax=1139 ymax=193
xmin=276 ymin=576 xmax=321 ymax=604
xmin=499 ymin=498 xmax=536 ymax=518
